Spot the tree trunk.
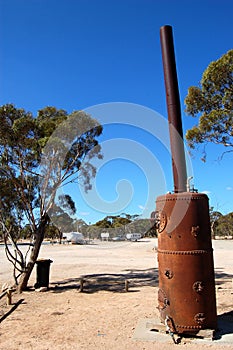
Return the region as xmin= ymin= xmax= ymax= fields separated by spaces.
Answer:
xmin=211 ymin=222 xmax=216 ymax=240
xmin=17 ymin=214 xmax=49 ymax=293
xmin=58 ymin=228 xmax=63 ymax=244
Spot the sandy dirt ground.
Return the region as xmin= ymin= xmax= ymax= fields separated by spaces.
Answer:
xmin=0 ymin=238 xmax=232 ymax=350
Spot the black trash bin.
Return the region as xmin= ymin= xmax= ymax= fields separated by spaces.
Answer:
xmin=34 ymin=259 xmax=53 ymax=289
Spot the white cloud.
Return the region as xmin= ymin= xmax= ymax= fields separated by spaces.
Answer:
xmin=78 ymin=212 xmax=90 ymax=216
xmin=226 ymin=187 xmax=233 ymax=191
xmin=138 ymin=205 xmax=145 ymax=210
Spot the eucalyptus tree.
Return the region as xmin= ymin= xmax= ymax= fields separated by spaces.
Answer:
xmin=209 ymin=207 xmax=223 ymax=239
xmin=0 ymin=104 xmax=102 ymax=291
xmin=185 ymin=49 xmax=233 ymax=160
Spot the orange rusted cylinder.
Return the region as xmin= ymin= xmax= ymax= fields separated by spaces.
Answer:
xmin=156 ymin=192 xmax=217 ymax=334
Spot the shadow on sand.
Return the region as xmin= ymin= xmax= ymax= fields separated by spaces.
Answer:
xmin=215 ymin=268 xmax=233 ymax=287
xmin=0 ymin=299 xmax=24 ymax=323
xmin=50 ymin=267 xmax=158 ymax=293
xmin=215 ymin=310 xmax=233 ymax=340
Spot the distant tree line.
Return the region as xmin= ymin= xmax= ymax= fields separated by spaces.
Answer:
xmin=210 ymin=208 xmax=233 ymax=239
xmin=89 ymin=213 xmax=157 ymax=239
xmin=0 ymin=213 xmax=157 ymax=242
xmin=2 ymin=207 xmax=232 ymax=244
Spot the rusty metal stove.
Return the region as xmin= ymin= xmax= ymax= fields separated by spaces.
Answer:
xmin=156 ymin=192 xmax=217 ymax=334
xmin=153 ymin=26 xmax=217 ymax=335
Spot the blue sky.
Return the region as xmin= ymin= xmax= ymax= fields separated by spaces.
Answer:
xmin=0 ymin=0 xmax=233 ymax=223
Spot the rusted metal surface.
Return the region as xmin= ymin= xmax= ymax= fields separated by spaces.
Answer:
xmin=160 ymin=25 xmax=187 ymax=193
xmin=156 ymin=192 xmax=217 ymax=334
xmin=154 ymin=25 xmax=217 ymax=335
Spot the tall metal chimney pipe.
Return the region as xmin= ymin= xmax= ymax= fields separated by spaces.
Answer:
xmin=160 ymin=25 xmax=187 ymax=193
xmin=155 ymin=25 xmax=217 ymax=336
